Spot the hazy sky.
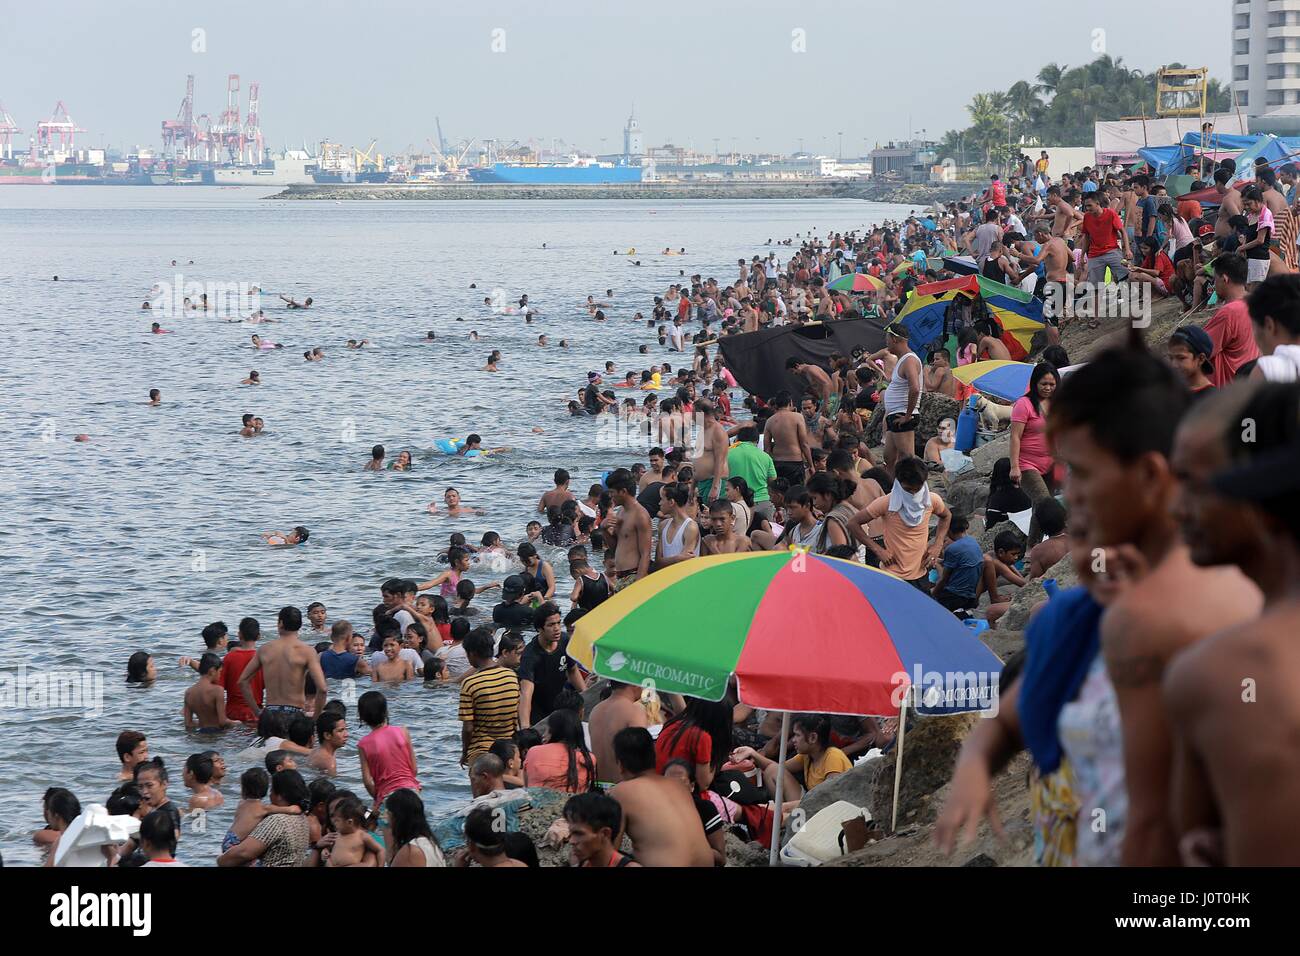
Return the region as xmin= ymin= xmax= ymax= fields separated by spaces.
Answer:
xmin=2 ymin=0 xmax=1231 ymax=158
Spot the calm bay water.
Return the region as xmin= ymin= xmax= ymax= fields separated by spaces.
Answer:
xmin=0 ymin=186 xmax=914 ymax=865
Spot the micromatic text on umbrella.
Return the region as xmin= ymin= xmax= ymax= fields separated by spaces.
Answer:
xmin=603 ymin=653 xmax=719 ymax=695
xmin=890 ymin=667 xmax=1001 ymax=718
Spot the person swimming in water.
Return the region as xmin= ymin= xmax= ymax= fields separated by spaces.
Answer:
xmin=458 ymin=433 xmax=511 ymax=456
xmin=262 ymin=527 xmax=309 ymax=547
xmin=240 ymin=414 xmax=257 ymax=438
xmin=148 ymin=389 xmax=161 ymax=406
xmin=346 ymin=339 xmax=369 ymax=349
xmin=151 ymin=322 xmax=170 ymax=334
xmin=241 ymin=371 xmax=260 ymax=385
xmin=484 ymin=351 xmax=501 ymax=372
xmin=427 ymin=487 xmax=484 ymax=516
xmin=390 ymin=450 xmax=413 ymax=471
xmin=251 ymin=334 xmax=280 ymax=350
xmin=364 ymin=444 xmax=385 ymax=471
xmin=538 ymin=335 xmax=549 ymax=347
xmin=279 ymin=294 xmax=313 ymax=309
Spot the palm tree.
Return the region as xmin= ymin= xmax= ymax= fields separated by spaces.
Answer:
xmin=1035 ymin=63 xmax=1066 ymax=99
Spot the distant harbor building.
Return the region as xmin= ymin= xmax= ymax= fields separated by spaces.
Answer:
xmin=869 ymin=140 xmax=940 ymax=183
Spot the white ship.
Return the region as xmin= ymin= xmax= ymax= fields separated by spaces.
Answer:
xmin=204 ymin=150 xmax=317 ymax=185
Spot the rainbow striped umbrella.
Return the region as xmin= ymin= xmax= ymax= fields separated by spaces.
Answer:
xmin=569 ymin=550 xmax=1002 ymax=853
xmin=827 ymin=272 xmax=885 ymax=293
xmin=952 ymin=360 xmax=1034 ymax=403
xmin=568 ymin=550 xmax=1001 ymax=718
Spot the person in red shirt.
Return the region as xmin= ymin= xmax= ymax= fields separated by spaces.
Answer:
xmin=1130 ymin=236 xmax=1175 ymax=296
xmin=987 ymin=174 xmax=1007 ymax=209
xmin=220 ymin=617 xmax=265 ymax=723
xmin=653 ymin=698 xmax=730 ymax=792
xmin=1202 ymin=253 xmax=1261 ymax=387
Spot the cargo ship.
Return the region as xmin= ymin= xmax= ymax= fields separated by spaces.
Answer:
xmin=468 ymin=158 xmax=643 ymax=185
xmin=0 ymin=162 xmax=105 ymax=184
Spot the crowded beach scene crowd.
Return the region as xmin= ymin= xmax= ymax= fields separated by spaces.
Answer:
xmin=25 ymin=144 xmax=1300 ymax=872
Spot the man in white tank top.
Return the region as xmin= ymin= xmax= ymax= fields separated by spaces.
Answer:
xmin=880 ymin=323 xmax=924 ymax=478
xmin=655 ymin=483 xmax=699 ymax=569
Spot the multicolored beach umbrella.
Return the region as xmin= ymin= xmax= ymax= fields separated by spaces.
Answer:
xmin=951 ymin=359 xmax=1034 ymax=403
xmin=568 ymin=550 xmax=1002 ymax=718
xmin=897 ymin=275 xmax=1045 ymax=360
xmin=828 ymin=272 xmax=886 ymax=293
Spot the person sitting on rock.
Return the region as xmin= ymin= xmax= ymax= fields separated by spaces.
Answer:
xmin=978 ymin=530 xmax=1026 ymax=628
xmin=729 ymin=713 xmax=853 ymax=819
xmin=1026 ymin=498 xmax=1069 ymax=578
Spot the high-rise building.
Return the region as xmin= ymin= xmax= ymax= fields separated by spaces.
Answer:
xmin=1232 ymin=0 xmax=1300 ymax=111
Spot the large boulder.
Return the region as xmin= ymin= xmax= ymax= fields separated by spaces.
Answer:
xmin=970 ymin=431 xmax=1011 ymax=478
xmin=870 ymin=713 xmax=980 ymax=828
xmin=942 ymin=476 xmax=989 ymax=519
xmin=794 ymin=754 xmax=885 ymax=830
xmin=1000 ymin=553 xmax=1078 ymax=631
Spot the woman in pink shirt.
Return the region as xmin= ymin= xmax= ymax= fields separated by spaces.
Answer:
xmin=522 ymin=709 xmax=596 ymax=794
xmin=1010 ymin=363 xmax=1060 ymax=541
xmin=356 ymin=691 xmax=420 ymax=813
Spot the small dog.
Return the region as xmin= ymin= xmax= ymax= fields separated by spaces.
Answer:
xmin=974 ymin=394 xmax=1013 ymax=431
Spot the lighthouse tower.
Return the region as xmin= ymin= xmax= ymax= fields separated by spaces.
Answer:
xmin=623 ymin=108 xmax=643 ymax=161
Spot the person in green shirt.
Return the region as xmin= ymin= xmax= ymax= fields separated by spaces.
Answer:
xmin=725 ymin=426 xmax=778 ymax=521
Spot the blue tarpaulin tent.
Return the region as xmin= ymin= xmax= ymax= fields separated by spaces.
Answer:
xmin=1138 ymin=133 xmax=1300 ymax=178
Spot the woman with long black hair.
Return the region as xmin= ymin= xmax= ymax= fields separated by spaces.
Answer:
xmin=386 ymin=788 xmax=445 ymax=867
xmin=523 ymin=708 xmax=597 ymax=793
xmin=1010 ymin=361 xmax=1061 ymax=544
xmin=654 ymin=697 xmax=733 ymax=791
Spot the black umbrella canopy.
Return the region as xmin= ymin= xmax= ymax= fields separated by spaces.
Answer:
xmin=718 ymin=317 xmax=887 ymax=400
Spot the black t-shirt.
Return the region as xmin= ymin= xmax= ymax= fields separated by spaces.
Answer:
xmin=492 ymin=601 xmax=535 ymax=629
xmin=637 ymin=481 xmax=666 ymax=519
xmin=583 ymin=383 xmax=602 ymax=413
xmin=518 ymin=635 xmax=573 ymax=725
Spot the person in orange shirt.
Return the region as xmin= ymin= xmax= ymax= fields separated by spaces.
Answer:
xmin=847 ymin=455 xmax=952 ymax=589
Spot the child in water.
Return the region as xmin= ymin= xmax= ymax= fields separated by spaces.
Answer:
xmin=373 ymin=636 xmax=415 ymax=683
xmin=183 ymin=753 xmax=225 ymax=811
xmin=325 ymin=795 xmax=384 ymax=867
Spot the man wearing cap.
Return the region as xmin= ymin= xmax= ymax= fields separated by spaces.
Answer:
xmin=1166 ymin=325 xmax=1216 ymax=398
xmin=492 ymin=576 xmax=536 ymax=629
xmin=583 ymin=372 xmax=615 ymax=415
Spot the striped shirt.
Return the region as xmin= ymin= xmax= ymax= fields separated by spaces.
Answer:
xmin=459 ymin=665 xmax=520 ymax=758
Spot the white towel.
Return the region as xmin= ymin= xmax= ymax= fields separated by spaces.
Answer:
xmin=888 ymin=481 xmax=932 ymax=528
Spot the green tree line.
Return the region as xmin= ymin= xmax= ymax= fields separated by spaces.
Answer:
xmin=939 ymin=56 xmax=1234 ymax=167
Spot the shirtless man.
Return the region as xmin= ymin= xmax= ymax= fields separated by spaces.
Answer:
xmin=975 ymin=322 xmax=1011 ymax=362
xmin=701 ymin=499 xmax=750 ymax=554
xmin=239 ymin=606 xmax=328 ymax=721
xmin=1213 ymin=168 xmax=1244 ymax=241
xmin=183 ymin=654 xmax=238 ymax=732
xmin=606 ymin=469 xmax=650 ymax=590
xmin=690 ymin=400 xmax=730 ymax=501
xmin=588 ymin=682 xmax=650 ymax=790
xmin=1047 ymin=187 xmax=1083 ymax=240
xmin=537 ymin=468 xmax=576 ymax=513
xmin=785 ymin=358 xmax=833 ymax=406
xmin=609 ymin=727 xmax=713 ymax=867
xmin=638 ymin=447 xmax=666 ymax=490
xmin=309 ymin=712 xmax=349 ymax=775
xmin=240 ymin=414 xmax=257 ymax=438
xmin=1165 ymin=382 xmax=1300 ymax=865
xmin=923 ymin=350 xmax=958 ymax=399
xmin=761 ymin=391 xmax=812 ymax=487
xmin=364 ymin=445 xmax=385 ymax=471
xmin=1021 ymin=224 xmax=1072 ymax=322
xmin=1048 ymin=348 xmax=1262 ymax=866
xmin=279 ymin=294 xmax=313 ymax=309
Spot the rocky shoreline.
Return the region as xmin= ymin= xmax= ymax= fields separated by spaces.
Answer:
xmin=268 ymin=180 xmax=977 ymax=206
